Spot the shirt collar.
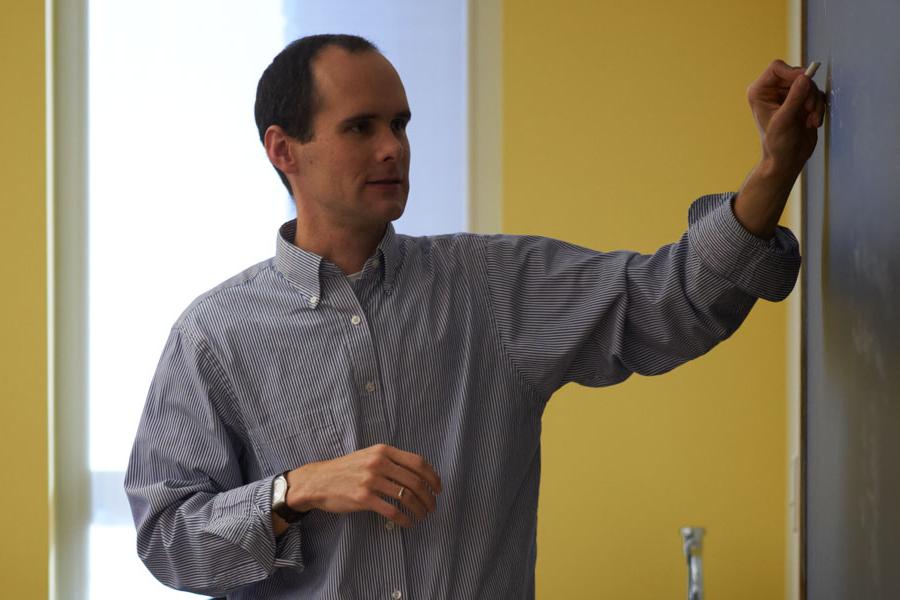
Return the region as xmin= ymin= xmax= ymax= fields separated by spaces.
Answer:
xmin=377 ymin=222 xmax=401 ymax=294
xmin=275 ymin=220 xmax=402 ymax=302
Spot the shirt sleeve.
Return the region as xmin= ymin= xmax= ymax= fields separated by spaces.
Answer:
xmin=124 ymin=326 xmax=305 ymax=596
xmin=482 ymin=192 xmax=800 ymax=399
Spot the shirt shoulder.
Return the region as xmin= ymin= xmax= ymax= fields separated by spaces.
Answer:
xmin=172 ymin=257 xmax=278 ymax=339
xmin=394 ymin=231 xmax=481 ymax=270
xmin=396 ymin=230 xmax=559 ymax=263
xmin=395 ymin=230 xmax=597 ymax=280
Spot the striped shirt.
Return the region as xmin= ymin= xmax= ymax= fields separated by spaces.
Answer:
xmin=125 ymin=192 xmax=800 ymax=599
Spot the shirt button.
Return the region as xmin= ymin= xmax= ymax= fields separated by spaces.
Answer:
xmin=391 ymin=591 xmax=402 ymax=600
xmin=384 ymin=520 xmax=395 ymax=531
xmin=365 ymin=381 xmax=376 ymax=393
xmin=308 ymin=295 xmax=319 ymax=307
xmin=350 ymin=315 xmax=361 ymax=325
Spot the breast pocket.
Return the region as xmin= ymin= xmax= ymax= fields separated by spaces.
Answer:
xmin=250 ymin=404 xmax=344 ymax=476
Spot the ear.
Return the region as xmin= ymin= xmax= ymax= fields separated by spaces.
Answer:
xmin=264 ymin=125 xmax=301 ymax=177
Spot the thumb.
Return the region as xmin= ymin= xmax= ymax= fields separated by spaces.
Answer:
xmin=770 ymin=59 xmax=804 ymax=80
xmin=780 ymin=74 xmax=810 ymax=119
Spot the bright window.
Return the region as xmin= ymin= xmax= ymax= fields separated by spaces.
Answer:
xmin=86 ymin=1 xmax=467 ymax=596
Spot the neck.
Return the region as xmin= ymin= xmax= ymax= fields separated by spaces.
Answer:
xmin=292 ymin=215 xmax=386 ymax=275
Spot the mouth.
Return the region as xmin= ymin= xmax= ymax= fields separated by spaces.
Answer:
xmin=366 ymin=178 xmax=405 ymax=186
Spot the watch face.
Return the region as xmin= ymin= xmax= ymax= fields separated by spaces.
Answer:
xmin=273 ymin=476 xmax=288 ymax=503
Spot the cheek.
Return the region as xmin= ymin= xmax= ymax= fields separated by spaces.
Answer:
xmin=325 ymin=146 xmax=365 ymax=175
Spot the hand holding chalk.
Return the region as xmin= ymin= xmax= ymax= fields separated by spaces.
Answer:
xmin=745 ymin=59 xmax=826 ymax=173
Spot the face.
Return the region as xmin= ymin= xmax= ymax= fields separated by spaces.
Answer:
xmin=289 ymin=47 xmax=411 ymax=232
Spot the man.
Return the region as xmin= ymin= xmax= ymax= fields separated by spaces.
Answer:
xmin=125 ymin=34 xmax=825 ymax=598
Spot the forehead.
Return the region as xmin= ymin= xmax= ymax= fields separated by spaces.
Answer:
xmin=311 ymin=46 xmax=409 ymax=117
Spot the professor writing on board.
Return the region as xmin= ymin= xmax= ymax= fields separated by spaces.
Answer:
xmin=124 ymin=35 xmax=827 ymax=599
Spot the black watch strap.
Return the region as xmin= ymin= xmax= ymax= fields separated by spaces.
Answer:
xmin=274 ymin=501 xmax=305 ymax=524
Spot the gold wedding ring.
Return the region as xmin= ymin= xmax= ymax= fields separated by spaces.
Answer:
xmin=397 ymin=486 xmax=406 ymax=499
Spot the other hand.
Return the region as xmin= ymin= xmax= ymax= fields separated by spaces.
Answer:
xmin=285 ymin=443 xmax=442 ymax=528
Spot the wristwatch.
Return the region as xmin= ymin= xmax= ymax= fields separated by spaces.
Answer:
xmin=272 ymin=472 xmax=305 ymax=523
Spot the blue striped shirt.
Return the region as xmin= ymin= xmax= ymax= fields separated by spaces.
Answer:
xmin=125 ymin=192 xmax=799 ymax=598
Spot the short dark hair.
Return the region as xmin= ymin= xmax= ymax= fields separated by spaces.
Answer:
xmin=254 ymin=34 xmax=379 ymax=195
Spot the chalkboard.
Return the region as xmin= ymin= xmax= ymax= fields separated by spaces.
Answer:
xmin=804 ymin=0 xmax=900 ymax=598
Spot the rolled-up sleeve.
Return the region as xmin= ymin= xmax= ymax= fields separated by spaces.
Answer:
xmin=482 ymin=192 xmax=801 ymax=398
xmin=124 ymin=327 xmax=304 ymax=596
xmin=687 ymin=192 xmax=800 ymax=301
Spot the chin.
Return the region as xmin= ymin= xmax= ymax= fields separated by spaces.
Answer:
xmin=380 ymin=197 xmax=408 ymax=222
xmin=361 ymin=190 xmax=407 ymax=225
xmin=393 ymin=199 xmax=408 ymax=216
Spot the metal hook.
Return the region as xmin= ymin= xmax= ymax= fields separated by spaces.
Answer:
xmin=680 ymin=527 xmax=705 ymax=600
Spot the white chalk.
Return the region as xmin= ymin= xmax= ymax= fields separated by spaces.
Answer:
xmin=805 ymin=61 xmax=821 ymax=78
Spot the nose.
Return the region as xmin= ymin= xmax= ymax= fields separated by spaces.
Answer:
xmin=375 ymin=125 xmax=405 ymax=163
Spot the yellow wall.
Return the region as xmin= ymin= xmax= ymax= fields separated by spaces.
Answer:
xmin=0 ymin=1 xmax=49 ymax=596
xmin=503 ymin=2 xmax=789 ymax=598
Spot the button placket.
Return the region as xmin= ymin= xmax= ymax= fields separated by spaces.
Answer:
xmin=381 ymin=511 xmax=407 ymax=600
xmin=333 ymin=277 xmax=406 ymax=599
xmin=337 ymin=282 xmax=390 ymax=447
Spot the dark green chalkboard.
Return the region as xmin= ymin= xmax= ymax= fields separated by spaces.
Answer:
xmin=804 ymin=0 xmax=900 ymax=598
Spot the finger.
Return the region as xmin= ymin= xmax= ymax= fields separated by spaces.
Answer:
xmin=804 ymin=78 xmax=825 ymax=111
xmin=780 ymin=74 xmax=811 ymax=120
xmin=769 ymin=59 xmax=805 ymax=82
xmin=804 ymin=89 xmax=826 ymax=128
xmin=804 ymin=91 xmax=815 ymax=113
xmin=370 ymin=494 xmax=415 ymax=528
xmin=747 ymin=64 xmax=801 ymax=107
xmin=816 ymin=90 xmax=827 ymax=127
xmin=387 ymin=462 xmax=438 ymax=512
xmin=384 ymin=446 xmax=443 ymax=493
xmin=375 ymin=477 xmax=429 ymax=520
xmin=757 ymin=59 xmax=803 ymax=88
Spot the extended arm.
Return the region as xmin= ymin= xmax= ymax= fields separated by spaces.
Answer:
xmin=483 ymin=192 xmax=801 ymax=399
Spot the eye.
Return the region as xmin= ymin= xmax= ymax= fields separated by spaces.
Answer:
xmin=348 ymin=121 xmax=372 ymax=134
xmin=391 ymin=118 xmax=409 ymax=132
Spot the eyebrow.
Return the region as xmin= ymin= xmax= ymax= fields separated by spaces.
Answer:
xmin=339 ymin=110 xmax=412 ymax=127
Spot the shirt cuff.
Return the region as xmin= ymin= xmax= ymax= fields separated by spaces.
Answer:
xmin=687 ymin=192 xmax=801 ymax=302
xmin=204 ymin=476 xmax=305 ymax=580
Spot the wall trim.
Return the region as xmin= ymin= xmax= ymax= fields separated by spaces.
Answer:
xmin=786 ymin=0 xmax=804 ymax=599
xmin=468 ymin=0 xmax=502 ymax=233
xmin=49 ymin=0 xmax=90 ymax=597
